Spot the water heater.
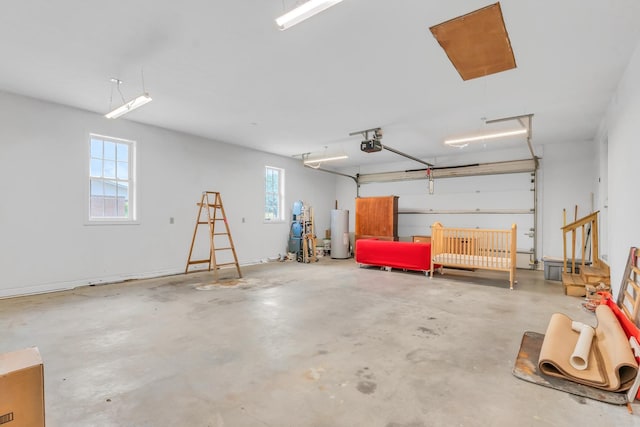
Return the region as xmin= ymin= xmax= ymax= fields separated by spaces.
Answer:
xmin=330 ymin=209 xmax=350 ymax=259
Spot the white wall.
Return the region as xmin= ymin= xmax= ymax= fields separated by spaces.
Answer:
xmin=0 ymin=91 xmax=336 ymax=297
xmin=539 ymin=140 xmax=598 ymax=261
xmin=595 ymin=123 xmax=609 ymax=262
xmin=603 ymin=40 xmax=640 ymax=297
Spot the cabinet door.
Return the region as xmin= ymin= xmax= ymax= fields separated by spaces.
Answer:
xmin=355 ymin=196 xmax=398 ymax=238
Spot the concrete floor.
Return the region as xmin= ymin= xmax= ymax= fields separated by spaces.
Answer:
xmin=1 ymin=259 xmax=639 ymax=427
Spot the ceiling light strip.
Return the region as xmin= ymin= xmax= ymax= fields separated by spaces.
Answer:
xmin=105 ymin=93 xmax=152 ymax=119
xmin=276 ymin=0 xmax=344 ymax=31
xmin=444 ymin=128 xmax=527 ymax=145
xmin=303 ymin=154 xmax=348 ymax=164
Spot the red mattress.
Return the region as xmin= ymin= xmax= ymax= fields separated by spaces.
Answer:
xmin=355 ymin=239 xmax=433 ymax=272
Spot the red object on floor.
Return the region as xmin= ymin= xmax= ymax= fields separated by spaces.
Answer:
xmin=599 ymin=291 xmax=640 ymax=400
xmin=355 ymin=239 xmax=434 ymax=273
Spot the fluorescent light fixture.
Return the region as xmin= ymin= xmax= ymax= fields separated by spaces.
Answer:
xmin=303 ymin=154 xmax=348 ymax=164
xmin=105 ymin=93 xmax=152 ymax=119
xmin=275 ymin=0 xmax=344 ymax=31
xmin=444 ymin=128 xmax=527 ymax=145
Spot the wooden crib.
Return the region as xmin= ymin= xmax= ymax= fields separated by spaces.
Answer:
xmin=430 ymin=222 xmax=518 ymax=289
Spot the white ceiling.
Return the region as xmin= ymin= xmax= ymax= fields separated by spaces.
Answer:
xmin=2 ymin=1 xmax=639 ymax=168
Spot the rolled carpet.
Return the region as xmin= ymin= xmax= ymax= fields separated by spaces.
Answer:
xmin=538 ymin=305 xmax=638 ymax=392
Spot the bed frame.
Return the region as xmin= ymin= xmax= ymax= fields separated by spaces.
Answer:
xmin=430 ymin=222 xmax=518 ymax=289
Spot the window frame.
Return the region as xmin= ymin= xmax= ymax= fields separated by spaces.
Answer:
xmin=86 ymin=133 xmax=138 ymax=225
xmin=264 ymin=165 xmax=285 ymax=223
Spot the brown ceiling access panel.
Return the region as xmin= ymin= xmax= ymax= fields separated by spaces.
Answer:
xmin=430 ymin=2 xmax=516 ymax=81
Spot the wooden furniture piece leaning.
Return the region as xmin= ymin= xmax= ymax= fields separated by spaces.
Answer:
xmin=430 ymin=222 xmax=517 ymax=289
xmin=617 ymin=246 xmax=640 ymax=326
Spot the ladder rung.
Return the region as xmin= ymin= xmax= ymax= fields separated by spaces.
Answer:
xmin=214 ymin=247 xmax=233 ymax=251
xmin=197 ymin=221 xmax=211 ymax=224
xmin=216 ymin=262 xmax=239 ymax=267
xmin=187 ymin=259 xmax=210 ymax=265
xmin=213 ymin=232 xmax=229 ymax=236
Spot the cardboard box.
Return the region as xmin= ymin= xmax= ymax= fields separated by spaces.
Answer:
xmin=0 ymin=347 xmax=45 ymax=427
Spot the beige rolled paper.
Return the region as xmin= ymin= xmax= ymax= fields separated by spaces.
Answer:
xmin=539 ymin=306 xmax=638 ymax=391
xmin=570 ymin=321 xmax=595 ymax=370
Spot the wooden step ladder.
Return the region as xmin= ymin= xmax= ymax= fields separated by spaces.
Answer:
xmin=185 ymin=191 xmax=242 ymax=280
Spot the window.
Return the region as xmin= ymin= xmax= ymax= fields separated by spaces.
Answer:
xmin=89 ymin=134 xmax=135 ymax=222
xmin=264 ymin=166 xmax=284 ymax=222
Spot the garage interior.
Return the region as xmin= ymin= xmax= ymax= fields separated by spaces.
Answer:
xmin=1 ymin=1 xmax=640 ymax=426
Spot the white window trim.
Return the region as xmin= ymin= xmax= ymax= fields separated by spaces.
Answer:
xmin=85 ymin=133 xmax=139 ymax=225
xmin=264 ymin=165 xmax=285 ymax=223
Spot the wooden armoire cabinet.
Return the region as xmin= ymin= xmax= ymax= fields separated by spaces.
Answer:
xmin=355 ymin=196 xmax=398 ymax=241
